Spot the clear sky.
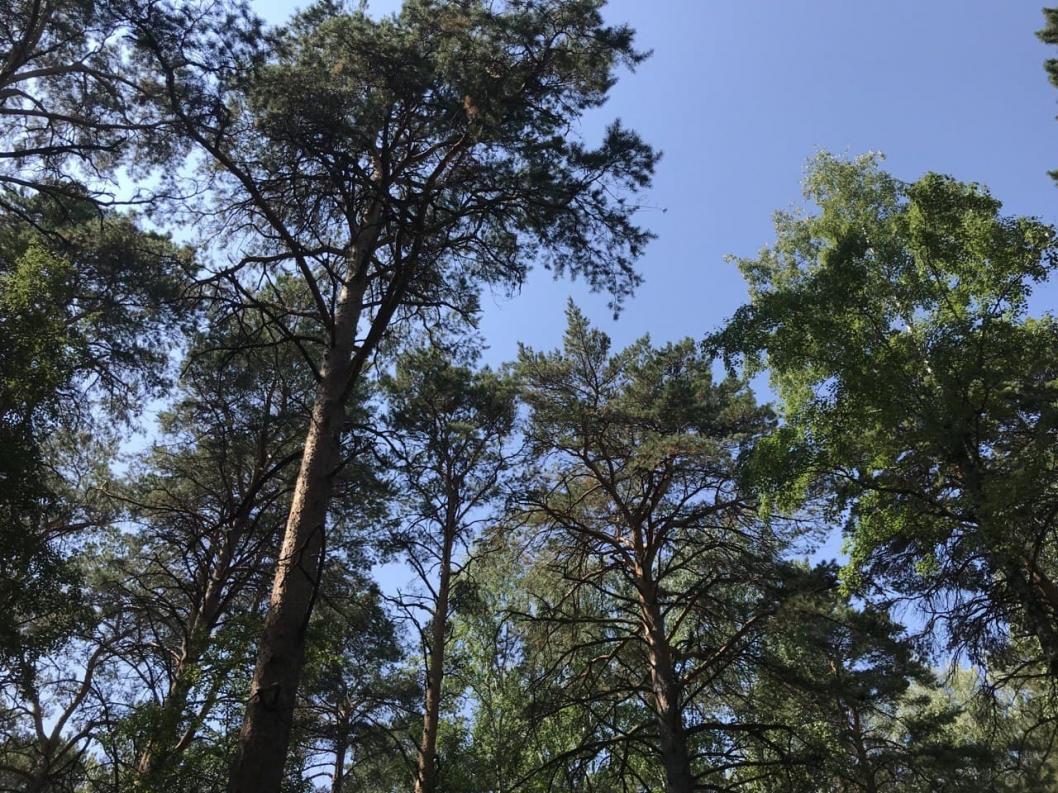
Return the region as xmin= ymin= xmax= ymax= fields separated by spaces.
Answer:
xmin=256 ymin=0 xmax=1058 ymax=364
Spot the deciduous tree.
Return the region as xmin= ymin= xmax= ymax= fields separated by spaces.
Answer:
xmin=715 ymin=153 xmax=1058 ymax=677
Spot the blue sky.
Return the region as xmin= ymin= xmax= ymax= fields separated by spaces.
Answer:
xmin=257 ymin=0 xmax=1057 ymax=364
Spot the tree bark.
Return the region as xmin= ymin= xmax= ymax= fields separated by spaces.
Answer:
xmin=138 ymin=511 xmax=243 ymax=785
xmin=637 ymin=573 xmax=695 ymax=793
xmin=1003 ymin=556 xmax=1058 ymax=674
xmin=228 ymin=277 xmax=364 ymax=793
xmin=959 ymin=457 xmax=1058 ymax=674
xmin=847 ymin=706 xmax=879 ymax=793
xmin=330 ymin=723 xmax=348 ymax=793
xmin=414 ymin=527 xmax=455 ymax=793
xmin=135 ymin=655 xmax=196 ymax=784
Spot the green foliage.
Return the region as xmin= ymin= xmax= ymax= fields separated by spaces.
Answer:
xmin=0 ymin=195 xmax=192 ymax=661
xmin=381 ymin=346 xmax=518 ymax=550
xmin=0 ymin=0 xmax=162 ymax=197
xmin=447 ymin=536 xmax=641 ymax=793
xmin=739 ymin=569 xmax=1013 ymax=792
xmin=715 ymin=152 xmax=1058 ymax=671
xmin=5 ymin=3 xmax=1058 ymax=792
xmin=97 ymin=305 xmax=338 ymax=791
xmin=294 ymin=565 xmax=415 ymax=793
xmin=129 ymin=3 xmax=660 ymax=776
xmin=1040 ymin=8 xmax=1058 ymax=181
xmin=377 ymin=346 xmax=521 ymax=793
xmin=265 ymin=0 xmax=655 ymax=303
xmin=514 ymin=305 xmax=812 ymax=789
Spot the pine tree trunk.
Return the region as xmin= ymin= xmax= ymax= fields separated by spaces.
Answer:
xmin=139 ymin=386 xmax=291 ymax=786
xmin=1003 ymin=557 xmax=1058 ymax=674
xmin=848 ymin=707 xmax=879 ymax=793
xmin=958 ymin=457 xmax=1058 ymax=673
xmin=26 ymin=758 xmax=52 ymax=793
xmin=228 ymin=277 xmax=364 ymax=793
xmin=637 ymin=574 xmax=695 ymax=793
xmin=330 ymin=725 xmax=348 ymax=793
xmin=414 ymin=530 xmax=455 ymax=793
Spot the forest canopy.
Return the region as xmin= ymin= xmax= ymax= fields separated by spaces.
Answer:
xmin=1 ymin=2 xmax=1057 ymax=792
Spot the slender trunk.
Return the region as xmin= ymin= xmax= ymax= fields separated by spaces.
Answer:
xmin=228 ymin=278 xmax=363 ymax=793
xmin=848 ymin=707 xmax=878 ymax=793
xmin=414 ymin=530 xmax=455 ymax=793
xmin=135 ymin=656 xmax=196 ymax=783
xmin=637 ymin=573 xmax=694 ymax=793
xmin=330 ymin=724 xmax=348 ymax=793
xmin=137 ymin=531 xmax=235 ymax=784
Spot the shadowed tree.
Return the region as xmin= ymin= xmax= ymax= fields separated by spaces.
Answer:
xmin=0 ymin=610 xmax=129 ymax=793
xmin=292 ymin=564 xmax=415 ymax=793
xmin=380 ymin=348 xmax=518 ymax=793
xmin=446 ymin=530 xmax=658 ymax=793
xmin=0 ymin=194 xmax=192 ymax=664
xmin=738 ymin=573 xmax=1000 ymax=793
xmin=110 ymin=308 xmax=312 ymax=790
xmin=0 ymin=0 xmax=179 ymax=207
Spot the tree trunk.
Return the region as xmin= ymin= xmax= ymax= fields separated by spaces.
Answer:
xmin=139 ymin=523 xmax=241 ymax=785
xmin=26 ymin=756 xmax=53 ymax=793
xmin=228 ymin=278 xmax=363 ymax=793
xmin=960 ymin=458 xmax=1058 ymax=675
xmin=330 ymin=724 xmax=348 ymax=793
xmin=637 ymin=574 xmax=695 ymax=793
xmin=848 ymin=707 xmax=879 ymax=793
xmin=135 ymin=655 xmax=196 ymax=784
xmin=1004 ymin=556 xmax=1058 ymax=674
xmin=414 ymin=529 xmax=455 ymax=793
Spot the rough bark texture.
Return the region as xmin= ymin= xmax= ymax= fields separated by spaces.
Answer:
xmin=637 ymin=574 xmax=695 ymax=793
xmin=228 ymin=281 xmax=362 ymax=793
xmin=962 ymin=458 xmax=1058 ymax=673
xmin=137 ymin=425 xmax=287 ymax=787
xmin=1004 ymin=556 xmax=1058 ymax=673
xmin=848 ymin=707 xmax=879 ymax=793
